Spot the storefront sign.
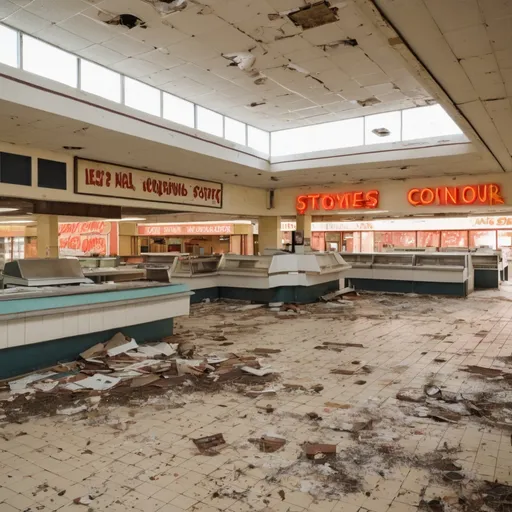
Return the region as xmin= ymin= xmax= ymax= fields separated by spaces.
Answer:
xmin=59 ymin=221 xmax=112 ymax=256
xmin=138 ymin=224 xmax=234 ymax=236
xmin=407 ymin=183 xmax=504 ymax=207
xmin=296 ymin=190 xmax=379 ymax=213
xmin=75 ymin=158 xmax=223 ymax=209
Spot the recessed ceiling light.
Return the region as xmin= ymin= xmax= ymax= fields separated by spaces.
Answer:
xmin=0 ymin=220 xmax=34 ymax=224
xmin=0 ymin=208 xmax=18 ymax=213
xmin=104 ymin=217 xmax=146 ymax=222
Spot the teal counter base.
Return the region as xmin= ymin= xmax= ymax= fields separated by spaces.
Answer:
xmin=190 ymin=283 xmax=339 ymax=304
xmin=474 ymin=269 xmax=500 ymax=289
xmin=0 ymin=318 xmax=173 ymax=380
xmin=349 ymin=278 xmax=468 ymax=297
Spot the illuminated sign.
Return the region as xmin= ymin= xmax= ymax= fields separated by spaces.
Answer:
xmin=408 ymin=184 xmax=504 ymax=207
xmin=138 ymin=224 xmax=234 ymax=236
xmin=296 ymin=190 xmax=379 ymax=213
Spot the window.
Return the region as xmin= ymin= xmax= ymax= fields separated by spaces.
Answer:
xmin=402 ymin=105 xmax=462 ymax=141
xmin=124 ymin=77 xmax=161 ymax=117
xmin=38 ymin=159 xmax=67 ymax=190
xmin=0 ymin=152 xmax=31 ymax=186
xmin=248 ymin=126 xmax=269 ymax=154
xmin=163 ymin=93 xmax=194 ymax=128
xmin=0 ymin=25 xmax=18 ymax=68
xmin=22 ymin=36 xmax=77 ymax=88
xmin=271 ymin=117 xmax=364 ymax=157
xmin=80 ymin=60 xmax=121 ymax=103
xmin=364 ymin=111 xmax=401 ymax=145
xmin=196 ymin=106 xmax=223 ymax=137
xmin=224 ymin=117 xmax=246 ymax=145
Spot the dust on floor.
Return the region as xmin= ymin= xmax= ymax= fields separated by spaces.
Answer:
xmin=1 ymin=292 xmax=512 ymax=512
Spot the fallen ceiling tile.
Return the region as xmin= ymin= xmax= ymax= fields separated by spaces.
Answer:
xmin=222 ymin=52 xmax=256 ymax=71
xmin=288 ymin=1 xmax=338 ymax=30
xmin=357 ymin=97 xmax=382 ymax=107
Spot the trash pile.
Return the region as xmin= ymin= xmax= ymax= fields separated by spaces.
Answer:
xmin=0 ymin=332 xmax=278 ymax=421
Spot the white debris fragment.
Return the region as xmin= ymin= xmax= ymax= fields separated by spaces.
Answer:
xmin=241 ymin=366 xmax=274 ymax=376
xmin=57 ymin=404 xmax=88 ymax=416
xmin=107 ymin=338 xmax=138 ymax=357
xmin=9 ymin=372 xmax=56 ymax=392
xmin=73 ymin=374 xmax=121 ymax=391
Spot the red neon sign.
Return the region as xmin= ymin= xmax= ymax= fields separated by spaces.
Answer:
xmin=408 ymin=183 xmax=504 ymax=207
xmin=296 ymin=190 xmax=379 ymax=214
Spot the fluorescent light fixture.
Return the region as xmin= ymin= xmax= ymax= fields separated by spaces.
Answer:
xmin=0 ymin=208 xmax=18 ymax=213
xmin=105 ymin=217 xmax=146 ymax=222
xmin=337 ymin=210 xmax=389 ymax=215
xmin=0 ymin=220 xmax=34 ymax=224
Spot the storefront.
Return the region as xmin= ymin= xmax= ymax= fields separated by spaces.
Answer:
xmin=281 ymin=216 xmax=512 ymax=256
xmin=59 ymin=221 xmax=118 ymax=257
xmin=137 ymin=222 xmax=253 ymax=255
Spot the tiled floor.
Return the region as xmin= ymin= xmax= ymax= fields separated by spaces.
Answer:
xmin=2 ymin=291 xmax=512 ymax=511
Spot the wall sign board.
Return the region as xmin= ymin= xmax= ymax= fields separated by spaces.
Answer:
xmin=296 ymin=190 xmax=379 ymax=213
xmin=75 ymin=158 xmax=223 ymax=209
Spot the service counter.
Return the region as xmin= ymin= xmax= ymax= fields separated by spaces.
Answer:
xmin=169 ymin=253 xmax=350 ymax=303
xmin=0 ymin=258 xmax=191 ymax=379
xmin=340 ymin=252 xmax=473 ymax=296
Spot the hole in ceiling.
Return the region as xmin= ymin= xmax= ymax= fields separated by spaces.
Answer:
xmin=62 ymin=146 xmax=84 ymax=150
xmin=270 ymin=176 xmax=279 ymax=181
xmin=341 ymin=38 xmax=358 ymax=47
xmin=105 ymin=14 xmax=147 ymax=29
xmin=288 ymin=1 xmax=338 ymax=30
xmin=249 ymin=102 xmax=266 ymax=107
xmin=357 ymin=97 xmax=381 ymax=107
xmin=254 ymin=76 xmax=267 ymax=85
xmin=268 ymin=13 xmax=281 ymax=21
xmin=371 ymin=128 xmax=391 ymax=137
xmin=222 ymin=52 xmax=256 ymax=72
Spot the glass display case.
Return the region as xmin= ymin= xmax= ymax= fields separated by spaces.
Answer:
xmin=172 ymin=255 xmax=223 ymax=276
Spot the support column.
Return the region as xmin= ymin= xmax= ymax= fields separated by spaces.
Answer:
xmin=295 ymin=214 xmax=312 ymax=253
xmin=258 ymin=216 xmax=281 ymax=254
xmin=36 ymin=215 xmax=59 ymax=258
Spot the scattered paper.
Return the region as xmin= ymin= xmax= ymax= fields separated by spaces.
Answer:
xmin=107 ymin=338 xmax=138 ymax=357
xmin=137 ymin=342 xmax=177 ymax=357
xmin=9 ymin=372 xmax=57 ymax=392
xmin=241 ymin=366 xmax=274 ymax=376
xmin=79 ymin=343 xmax=104 ymax=359
xmin=32 ymin=380 xmax=59 ymax=392
xmin=73 ymin=374 xmax=121 ymax=391
xmin=57 ymin=405 xmax=88 ymax=416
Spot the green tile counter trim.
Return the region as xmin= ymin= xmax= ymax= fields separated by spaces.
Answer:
xmin=0 ymin=318 xmax=174 ymax=379
xmin=0 ymin=284 xmax=189 ymax=316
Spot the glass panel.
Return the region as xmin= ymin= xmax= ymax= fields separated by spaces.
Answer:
xmin=361 ymin=231 xmax=373 ymax=252
xmin=271 ymin=117 xmax=364 ymax=157
xmin=402 ymin=104 xmax=462 ymax=141
xmin=248 ymin=126 xmax=269 ymax=153
xmin=124 ymin=77 xmax=161 ymax=117
xmin=163 ymin=93 xmax=194 ymax=128
xmin=23 ymin=36 xmax=77 ymax=87
xmin=469 ymin=230 xmax=496 ymax=249
xmin=365 ymin=111 xmax=401 ymax=145
xmin=417 ymin=231 xmax=440 ymax=248
xmin=196 ymin=106 xmax=223 ymax=137
xmin=80 ymin=60 xmax=121 ymax=103
xmin=441 ymin=231 xmax=468 ymax=248
xmin=0 ymin=25 xmax=18 ymax=68
xmin=224 ymin=117 xmax=246 ymax=145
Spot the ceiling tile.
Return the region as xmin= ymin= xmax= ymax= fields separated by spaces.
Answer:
xmin=195 ymin=25 xmax=256 ymax=54
xmin=138 ymin=49 xmax=184 ymax=69
xmin=479 ymin=0 xmax=512 ymax=21
xmin=112 ymin=57 xmax=162 ymax=77
xmin=444 ymin=24 xmax=492 ymax=58
xmin=460 ymin=53 xmax=506 ymax=100
xmin=77 ymin=43 xmax=124 ymax=65
xmin=59 ymin=13 xmax=115 ymax=43
xmin=102 ymin=34 xmax=153 ymax=56
xmin=164 ymin=9 xmax=229 ymax=37
xmin=128 ymin=24 xmax=189 ymax=48
xmin=424 ymin=0 xmax=481 ymax=32
xmin=301 ymin=23 xmax=345 ymax=46
xmin=0 ymin=1 xmax=20 ymax=20
xmin=36 ymin=24 xmax=93 ymax=51
xmin=143 ymin=68 xmax=181 ymax=86
xmin=164 ymin=38 xmax=218 ymax=64
xmin=24 ymin=0 xmax=87 ymax=23
xmin=4 ymin=8 xmax=52 ymax=33
xmin=486 ymin=16 xmax=512 ymax=52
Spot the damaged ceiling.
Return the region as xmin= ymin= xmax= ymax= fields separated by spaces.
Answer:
xmin=373 ymin=0 xmax=512 ymax=172
xmin=0 ymin=0 xmax=435 ymax=131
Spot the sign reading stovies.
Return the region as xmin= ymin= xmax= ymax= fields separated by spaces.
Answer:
xmin=75 ymin=158 xmax=223 ymax=209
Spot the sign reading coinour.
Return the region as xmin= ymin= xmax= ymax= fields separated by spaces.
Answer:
xmin=74 ymin=158 xmax=223 ymax=209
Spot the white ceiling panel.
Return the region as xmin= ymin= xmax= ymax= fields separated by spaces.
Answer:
xmin=0 ymin=1 xmax=21 ymax=20
xmin=2 ymin=0 xmax=437 ymax=131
